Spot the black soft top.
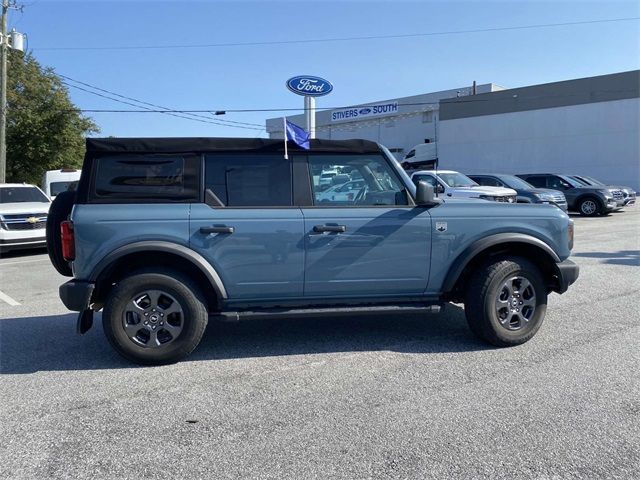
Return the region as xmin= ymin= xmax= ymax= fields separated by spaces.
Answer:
xmin=85 ymin=137 xmax=382 ymax=155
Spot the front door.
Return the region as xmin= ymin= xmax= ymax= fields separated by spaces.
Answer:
xmin=190 ymin=153 xmax=304 ymax=300
xmin=303 ymin=154 xmax=432 ymax=297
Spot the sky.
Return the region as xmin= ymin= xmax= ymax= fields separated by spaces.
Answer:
xmin=11 ymin=0 xmax=640 ymax=138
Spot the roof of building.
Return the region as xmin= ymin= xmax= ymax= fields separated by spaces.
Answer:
xmin=440 ymin=70 xmax=640 ymax=121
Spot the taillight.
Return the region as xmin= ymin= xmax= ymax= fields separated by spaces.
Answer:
xmin=60 ymin=220 xmax=75 ymax=261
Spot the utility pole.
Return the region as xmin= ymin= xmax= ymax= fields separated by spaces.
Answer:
xmin=0 ymin=0 xmax=8 ymax=183
xmin=0 ymin=0 xmax=24 ymax=183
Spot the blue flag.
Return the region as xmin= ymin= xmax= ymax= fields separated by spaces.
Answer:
xmin=285 ymin=119 xmax=310 ymax=150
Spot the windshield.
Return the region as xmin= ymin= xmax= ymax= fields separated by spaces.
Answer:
xmin=570 ymin=176 xmax=591 ymax=186
xmin=500 ymin=175 xmax=534 ymax=190
xmin=559 ymin=175 xmax=584 ymax=188
xmin=438 ymin=172 xmax=478 ymax=188
xmin=580 ymin=176 xmax=604 ymax=186
xmin=0 ymin=187 xmax=49 ymax=203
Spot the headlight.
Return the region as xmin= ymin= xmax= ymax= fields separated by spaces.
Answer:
xmin=597 ymin=189 xmax=612 ymax=198
xmin=478 ymin=195 xmax=494 ymax=201
xmin=534 ymin=193 xmax=553 ymax=201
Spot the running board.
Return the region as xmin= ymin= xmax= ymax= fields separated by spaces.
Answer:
xmin=212 ymin=304 xmax=443 ymax=322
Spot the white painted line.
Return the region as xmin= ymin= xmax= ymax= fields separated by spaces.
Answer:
xmin=0 ymin=290 xmax=20 ymax=306
xmin=0 ymin=259 xmax=49 ymax=266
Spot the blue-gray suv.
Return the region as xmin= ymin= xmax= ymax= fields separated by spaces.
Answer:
xmin=47 ymin=138 xmax=579 ymax=364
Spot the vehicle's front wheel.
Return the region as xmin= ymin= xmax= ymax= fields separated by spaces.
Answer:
xmin=464 ymin=257 xmax=547 ymax=347
xmin=578 ymin=196 xmax=602 ymax=216
xmin=102 ymin=269 xmax=208 ymax=365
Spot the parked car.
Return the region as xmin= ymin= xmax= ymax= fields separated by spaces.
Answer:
xmin=316 ymin=179 xmax=366 ymax=203
xmin=517 ymin=173 xmax=623 ymax=216
xmin=41 ymin=168 xmax=81 ymax=199
xmin=568 ymin=175 xmax=636 ymax=207
xmin=469 ymin=174 xmax=567 ymax=211
xmin=411 ymin=170 xmax=517 ymax=203
xmin=0 ymin=183 xmax=51 ymax=253
xmin=49 ymin=137 xmax=578 ymax=365
xmin=318 ymin=169 xmax=339 ymax=188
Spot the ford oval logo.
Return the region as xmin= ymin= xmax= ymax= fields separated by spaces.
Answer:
xmin=358 ymin=108 xmax=371 ymax=115
xmin=286 ymin=75 xmax=333 ymax=97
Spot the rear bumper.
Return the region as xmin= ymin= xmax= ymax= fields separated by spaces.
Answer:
xmin=59 ymin=280 xmax=95 ymax=311
xmin=554 ymin=259 xmax=580 ymax=294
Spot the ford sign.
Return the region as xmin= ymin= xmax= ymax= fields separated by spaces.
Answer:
xmin=286 ymin=76 xmax=333 ymax=97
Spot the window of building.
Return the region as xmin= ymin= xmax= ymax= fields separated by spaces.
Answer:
xmin=205 ymin=154 xmax=293 ymax=207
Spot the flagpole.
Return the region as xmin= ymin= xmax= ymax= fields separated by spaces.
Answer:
xmin=283 ymin=117 xmax=288 ymax=160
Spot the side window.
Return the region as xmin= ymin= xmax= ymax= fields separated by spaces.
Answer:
xmin=205 ymin=154 xmax=293 ymax=207
xmin=525 ymin=176 xmax=546 ymax=188
xmin=91 ymin=154 xmax=199 ymax=202
xmin=309 ymin=154 xmax=408 ymax=206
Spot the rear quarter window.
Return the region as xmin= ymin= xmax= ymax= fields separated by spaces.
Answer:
xmin=89 ymin=154 xmax=200 ymax=202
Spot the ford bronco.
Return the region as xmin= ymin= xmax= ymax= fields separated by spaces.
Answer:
xmin=48 ymin=137 xmax=579 ymax=364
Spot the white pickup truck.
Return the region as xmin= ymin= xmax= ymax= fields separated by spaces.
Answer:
xmin=411 ymin=170 xmax=517 ymax=203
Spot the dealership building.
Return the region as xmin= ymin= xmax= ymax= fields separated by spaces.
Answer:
xmin=266 ymin=70 xmax=639 ymax=189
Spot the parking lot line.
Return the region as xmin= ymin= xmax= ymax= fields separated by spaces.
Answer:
xmin=0 ymin=258 xmax=49 ymax=267
xmin=0 ymin=290 xmax=21 ymax=306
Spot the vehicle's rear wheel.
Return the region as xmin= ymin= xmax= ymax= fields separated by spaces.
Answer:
xmin=578 ymin=196 xmax=602 ymax=217
xmin=464 ymin=257 xmax=547 ymax=347
xmin=102 ymin=269 xmax=208 ymax=365
xmin=46 ymin=190 xmax=76 ymax=276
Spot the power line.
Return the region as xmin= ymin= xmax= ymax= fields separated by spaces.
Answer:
xmin=33 ymin=17 xmax=640 ymax=51
xmin=59 ymin=74 xmax=265 ymax=128
xmin=61 ymin=79 xmax=265 ymax=131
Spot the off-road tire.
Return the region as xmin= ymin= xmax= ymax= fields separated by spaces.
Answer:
xmin=46 ymin=190 xmax=76 ymax=276
xmin=102 ymin=269 xmax=208 ymax=365
xmin=464 ymin=256 xmax=547 ymax=347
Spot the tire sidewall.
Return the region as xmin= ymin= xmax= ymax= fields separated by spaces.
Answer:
xmin=578 ymin=196 xmax=601 ymax=216
xmin=103 ymin=272 xmax=207 ymax=364
xmin=482 ymin=261 xmax=547 ymax=344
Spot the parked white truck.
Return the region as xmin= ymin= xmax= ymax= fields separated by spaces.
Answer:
xmin=411 ymin=170 xmax=517 ymax=203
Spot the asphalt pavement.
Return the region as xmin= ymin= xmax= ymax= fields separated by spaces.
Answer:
xmin=1 ymin=208 xmax=639 ymax=479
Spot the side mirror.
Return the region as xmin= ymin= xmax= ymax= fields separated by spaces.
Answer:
xmin=416 ymin=181 xmax=442 ymax=207
xmin=436 ymin=184 xmax=445 ymax=194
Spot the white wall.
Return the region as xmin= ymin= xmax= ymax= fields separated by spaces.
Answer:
xmin=438 ymin=98 xmax=640 ymax=190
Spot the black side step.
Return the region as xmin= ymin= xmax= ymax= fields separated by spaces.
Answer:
xmin=212 ymin=304 xmax=443 ymax=322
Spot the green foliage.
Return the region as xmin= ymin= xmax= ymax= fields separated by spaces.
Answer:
xmin=6 ymin=50 xmax=98 ymax=184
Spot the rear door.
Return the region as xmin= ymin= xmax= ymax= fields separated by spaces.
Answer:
xmin=190 ymin=153 xmax=305 ymax=300
xmin=302 ymin=154 xmax=432 ymax=297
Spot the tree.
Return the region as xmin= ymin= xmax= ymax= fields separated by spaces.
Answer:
xmin=6 ymin=50 xmax=98 ymax=184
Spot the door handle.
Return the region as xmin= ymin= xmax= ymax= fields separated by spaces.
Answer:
xmin=313 ymin=224 xmax=346 ymax=233
xmin=200 ymin=225 xmax=234 ymax=234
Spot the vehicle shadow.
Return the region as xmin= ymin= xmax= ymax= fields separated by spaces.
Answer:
xmin=0 ymin=305 xmax=490 ymax=374
xmin=573 ymin=250 xmax=639 ymax=267
xmin=0 ymin=247 xmax=48 ymax=259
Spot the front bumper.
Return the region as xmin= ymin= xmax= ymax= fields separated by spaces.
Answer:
xmin=554 ymin=259 xmax=580 ymax=294
xmin=59 ymin=280 xmax=95 ymax=311
xmin=0 ymin=236 xmax=46 ymax=251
